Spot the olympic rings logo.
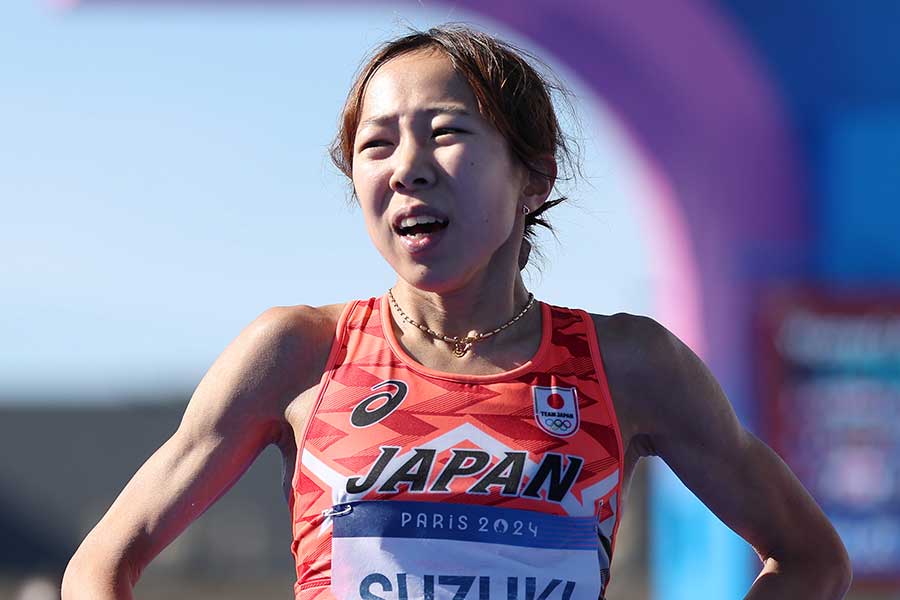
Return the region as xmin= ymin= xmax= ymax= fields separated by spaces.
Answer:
xmin=543 ymin=417 xmax=573 ymax=432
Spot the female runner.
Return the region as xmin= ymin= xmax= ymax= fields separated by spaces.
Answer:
xmin=62 ymin=24 xmax=851 ymax=600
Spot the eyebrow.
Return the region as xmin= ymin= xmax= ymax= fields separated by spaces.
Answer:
xmin=358 ymin=105 xmax=473 ymax=129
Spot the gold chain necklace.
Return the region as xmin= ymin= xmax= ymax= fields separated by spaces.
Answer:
xmin=387 ymin=289 xmax=536 ymax=358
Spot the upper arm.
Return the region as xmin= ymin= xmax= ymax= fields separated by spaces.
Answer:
xmin=67 ymin=305 xmax=332 ymax=586
xmin=624 ymin=316 xmax=849 ymax=571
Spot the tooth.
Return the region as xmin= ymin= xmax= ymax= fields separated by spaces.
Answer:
xmin=399 ymin=215 xmax=441 ymax=228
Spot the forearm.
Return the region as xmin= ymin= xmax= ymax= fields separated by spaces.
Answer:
xmin=744 ymin=557 xmax=851 ymax=600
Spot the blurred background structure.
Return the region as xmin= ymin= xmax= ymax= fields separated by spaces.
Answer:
xmin=1 ymin=0 xmax=899 ymax=598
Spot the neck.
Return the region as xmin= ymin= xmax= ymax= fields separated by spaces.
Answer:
xmin=389 ymin=275 xmax=532 ymax=343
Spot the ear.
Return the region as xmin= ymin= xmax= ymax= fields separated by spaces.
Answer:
xmin=521 ymin=154 xmax=558 ymax=212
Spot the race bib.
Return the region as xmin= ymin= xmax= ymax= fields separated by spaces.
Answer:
xmin=329 ymin=501 xmax=604 ymax=600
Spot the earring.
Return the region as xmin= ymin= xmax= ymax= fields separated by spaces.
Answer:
xmin=522 ymin=205 xmax=530 ymax=215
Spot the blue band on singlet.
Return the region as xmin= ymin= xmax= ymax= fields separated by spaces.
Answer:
xmin=331 ymin=500 xmax=598 ymax=550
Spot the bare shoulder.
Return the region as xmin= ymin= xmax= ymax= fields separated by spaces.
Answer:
xmin=585 ymin=312 xmax=707 ymax=450
xmin=252 ymin=301 xmax=346 ymax=363
xmin=257 ymin=302 xmax=347 ymax=427
xmin=243 ymin=302 xmax=346 ymax=409
xmin=251 ymin=302 xmax=345 ymax=342
xmin=586 ymin=312 xmax=670 ymax=380
xmin=183 ymin=302 xmax=347 ymax=441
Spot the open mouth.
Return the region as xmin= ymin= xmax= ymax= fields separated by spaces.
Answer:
xmin=394 ymin=216 xmax=450 ymax=238
xmin=392 ymin=214 xmax=450 ymax=254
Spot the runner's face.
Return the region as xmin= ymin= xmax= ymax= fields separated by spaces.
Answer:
xmin=352 ymin=50 xmax=527 ymax=293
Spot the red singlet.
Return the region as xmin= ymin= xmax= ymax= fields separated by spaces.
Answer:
xmin=289 ymin=295 xmax=624 ymax=600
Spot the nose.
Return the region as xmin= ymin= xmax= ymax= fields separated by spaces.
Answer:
xmin=389 ymin=138 xmax=436 ymax=193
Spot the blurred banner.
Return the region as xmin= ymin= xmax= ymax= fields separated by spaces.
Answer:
xmin=759 ymin=290 xmax=900 ymax=586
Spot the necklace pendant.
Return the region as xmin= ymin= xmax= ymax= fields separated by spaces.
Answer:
xmin=452 ymin=340 xmax=473 ymax=358
xmin=388 ymin=288 xmax=535 ymax=359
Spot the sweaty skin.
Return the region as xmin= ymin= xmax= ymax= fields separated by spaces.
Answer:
xmin=62 ymin=49 xmax=850 ymax=600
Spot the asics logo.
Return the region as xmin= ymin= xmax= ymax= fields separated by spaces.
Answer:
xmin=351 ymin=380 xmax=408 ymax=428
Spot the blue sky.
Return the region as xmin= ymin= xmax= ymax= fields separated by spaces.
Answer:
xmin=1 ymin=2 xmax=654 ymax=402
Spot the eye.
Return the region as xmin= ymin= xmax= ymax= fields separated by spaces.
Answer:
xmin=434 ymin=127 xmax=464 ymax=137
xmin=359 ymin=139 xmax=391 ymax=152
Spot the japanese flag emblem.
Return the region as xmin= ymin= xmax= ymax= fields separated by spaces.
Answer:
xmin=532 ymin=386 xmax=580 ymax=438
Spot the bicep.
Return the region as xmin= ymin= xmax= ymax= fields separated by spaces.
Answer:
xmin=641 ymin=321 xmax=844 ymax=565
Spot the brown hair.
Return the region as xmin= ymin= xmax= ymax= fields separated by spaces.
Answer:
xmin=329 ymin=23 xmax=582 ymax=268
